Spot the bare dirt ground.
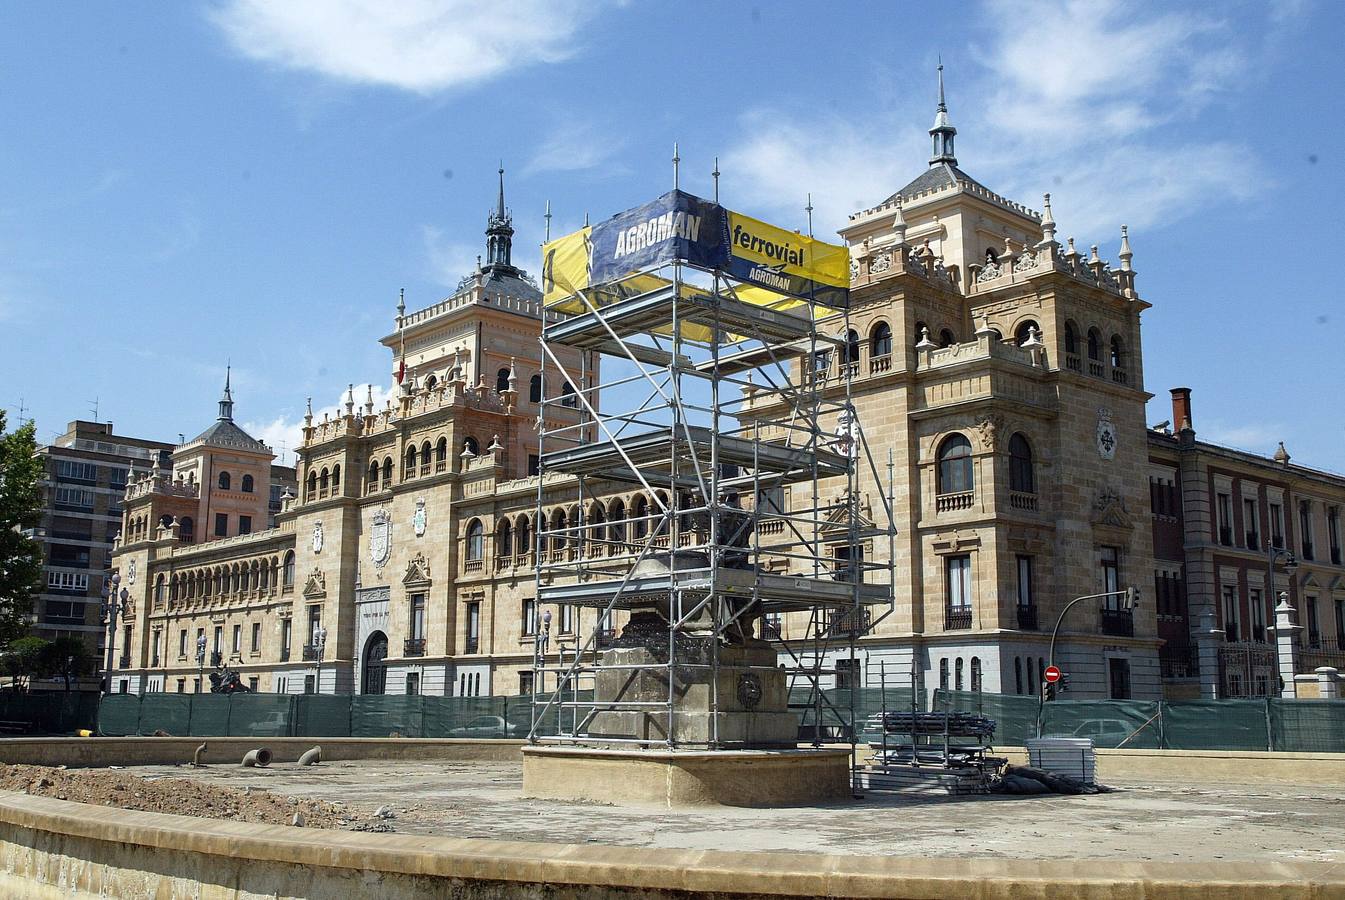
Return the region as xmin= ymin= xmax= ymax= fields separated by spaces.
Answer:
xmin=73 ymin=759 xmax=1345 ymax=863
xmin=0 ymin=764 xmax=359 ymax=829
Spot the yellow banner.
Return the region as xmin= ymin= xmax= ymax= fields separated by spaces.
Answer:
xmin=541 ymin=226 xmax=592 ymax=305
xmin=726 ymin=211 xmax=849 ymax=306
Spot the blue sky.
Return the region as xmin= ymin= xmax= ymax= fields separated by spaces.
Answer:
xmin=0 ymin=0 xmax=1340 ymax=470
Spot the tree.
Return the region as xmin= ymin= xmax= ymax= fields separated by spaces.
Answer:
xmin=0 ymin=411 xmax=42 ymax=649
xmin=3 ymin=636 xmax=48 ymax=692
xmin=42 ymin=636 xmax=92 ymax=691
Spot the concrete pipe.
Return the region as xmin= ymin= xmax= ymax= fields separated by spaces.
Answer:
xmin=241 ymin=747 xmax=273 ymax=768
xmin=297 ymin=746 xmax=322 ymax=766
xmin=192 ymin=743 xmax=208 ymax=767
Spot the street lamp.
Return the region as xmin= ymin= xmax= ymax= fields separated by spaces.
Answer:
xmin=1266 ymin=544 xmax=1299 ymax=641
xmin=195 ymin=634 xmax=207 ymax=693
xmin=313 ymin=626 xmax=327 ymax=694
xmin=1036 ymin=587 xmax=1141 ymax=737
xmin=100 ymin=571 xmax=121 ymax=694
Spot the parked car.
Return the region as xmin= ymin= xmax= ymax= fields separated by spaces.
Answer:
xmin=447 ymin=715 xmax=522 ymax=738
xmin=1070 ymin=718 xmax=1139 ymax=747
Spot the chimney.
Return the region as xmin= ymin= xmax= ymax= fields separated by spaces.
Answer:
xmin=1170 ymin=387 xmax=1193 ymax=432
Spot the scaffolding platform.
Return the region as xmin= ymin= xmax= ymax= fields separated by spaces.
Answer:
xmin=543 ymin=282 xmax=815 ymax=349
xmin=540 ymin=424 xmax=849 ymax=488
xmin=538 ymin=564 xmax=892 ymax=611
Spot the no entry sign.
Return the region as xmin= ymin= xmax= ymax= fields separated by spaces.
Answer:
xmin=1044 ymin=665 xmax=1062 ymax=683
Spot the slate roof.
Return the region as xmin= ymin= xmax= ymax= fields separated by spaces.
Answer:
xmin=883 ymin=163 xmax=990 ymax=205
xmin=187 ymin=418 xmax=269 ymax=453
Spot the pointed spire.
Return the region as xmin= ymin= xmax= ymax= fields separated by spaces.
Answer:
xmin=345 ymin=383 xmax=354 ymax=417
xmin=928 ymin=59 xmax=958 ymax=166
xmin=303 ymin=397 xmax=313 ymax=428
xmin=396 ymin=287 xmax=406 ymax=327
xmin=485 ymin=166 xmax=514 ymax=271
xmin=1118 ymin=224 xmax=1133 ymax=271
xmin=364 ymin=384 xmax=374 ymax=416
xmin=1038 ymin=193 xmax=1057 ymax=248
xmin=892 ymin=197 xmax=907 ymax=245
xmin=217 ymin=365 xmax=235 ymax=421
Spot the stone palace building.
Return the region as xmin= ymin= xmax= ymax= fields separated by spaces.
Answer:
xmin=108 ymin=81 xmax=1345 ymax=702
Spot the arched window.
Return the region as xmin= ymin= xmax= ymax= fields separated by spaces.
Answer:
xmin=421 ymin=441 xmax=431 ymax=473
xmin=939 ymin=328 xmax=956 ymax=348
xmin=609 ymin=499 xmax=627 ymax=547
xmin=516 ymin=515 xmax=531 ymax=561
xmin=160 ymin=513 xmax=173 ymax=529
xmin=939 ymin=657 xmax=949 ymax=690
xmin=955 ymin=657 xmax=965 ymax=691
xmin=179 ymin=516 xmax=194 ymax=544
xmin=870 ymin=322 xmax=892 ymax=357
xmin=971 ymin=656 xmax=982 ymax=692
xmin=466 ymin=519 xmax=484 ymax=561
xmin=1064 ymin=321 xmax=1079 ymax=355
xmin=241 ymin=473 xmax=254 ymax=493
xmin=1087 ymin=328 xmax=1102 ymax=361
xmin=282 ymin=551 xmax=295 ymax=588
xmin=550 ymin=508 xmax=567 ymax=551
xmin=405 ymin=445 xmax=418 ymax=476
xmin=529 ymin=374 xmax=542 ymax=403
xmin=426 ymin=373 xmax=437 ymax=391
xmin=984 ymin=247 xmax=999 ymax=264
xmin=305 ymin=471 xmax=317 ymax=499
xmin=1009 ymin=433 xmax=1035 ymax=494
xmin=937 ymin=434 xmax=974 ymax=494
xmin=367 ymin=461 xmax=379 ymax=492
xmin=463 ymin=436 xmax=479 ymax=456
xmin=561 ymin=380 xmax=578 ymax=408
xmin=588 ymin=501 xmax=606 ymax=553
xmin=436 ymin=437 xmax=448 ymax=472
xmin=154 ymin=574 xmax=165 ymax=605
xmin=218 ymin=471 xmax=231 ymax=491
xmin=1015 ymin=657 xmax=1024 ymax=695
xmin=841 ymin=329 xmax=860 ymax=364
xmin=496 ymin=518 xmax=512 ymax=558
xmin=1015 ymin=320 xmax=1040 ymax=347
xmin=381 ymin=457 xmax=393 ymax=486
xmin=496 ymin=368 xmax=510 ymax=393
xmin=633 ymin=494 xmax=650 ymax=539
xmin=1110 ymin=335 xmax=1125 ymax=368
xmin=331 ymin=465 xmax=340 ymax=492
xmin=319 ymin=468 xmax=329 ymax=493
xmin=914 ymin=321 xmax=929 ymax=347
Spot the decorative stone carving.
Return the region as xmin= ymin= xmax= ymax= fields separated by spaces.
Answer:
xmin=311 ymin=521 xmax=323 ymax=554
xmin=869 ymin=251 xmax=892 ymax=275
xmin=302 ymin=568 xmax=326 ymax=599
xmin=413 ymin=498 xmax=427 ymax=537
xmin=369 ymin=509 xmax=392 ymax=568
xmin=1096 ymin=407 xmax=1117 ymax=460
xmin=975 ymin=413 xmax=1004 ymax=451
xmin=402 ymin=552 xmax=432 ymax=586
xmin=1092 ymin=487 xmax=1133 ymax=530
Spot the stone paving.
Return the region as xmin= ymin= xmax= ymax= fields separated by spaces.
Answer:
xmin=117 ymin=759 xmax=1345 ymax=863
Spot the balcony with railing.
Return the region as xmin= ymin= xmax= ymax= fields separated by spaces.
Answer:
xmin=301 ymin=644 xmax=321 ymax=662
xmin=944 ymin=608 xmax=972 ymax=631
xmin=280 ymin=647 xmax=291 ymax=662
xmin=869 ymin=354 xmax=892 ymax=375
xmin=1015 ymin=605 xmax=1038 ymax=631
xmin=1066 ymin=353 xmax=1081 ymax=372
xmin=464 ymin=636 xmax=479 ymax=654
xmin=936 ymin=491 xmax=974 ymax=513
xmin=1100 ymin=606 xmax=1134 ymax=637
xmin=1088 ymin=359 xmax=1105 ymax=377
xmin=1219 ymin=526 xmax=1233 ymax=547
xmin=595 ymin=628 xmax=617 ymax=649
xmin=464 ymin=558 xmax=484 ymax=574
xmin=824 ymin=607 xmax=872 ymax=637
xmin=404 ymin=638 xmax=426 ymax=657
xmin=1111 ymin=367 xmax=1128 ymax=385
xmin=1009 ymin=490 xmax=1038 ymax=512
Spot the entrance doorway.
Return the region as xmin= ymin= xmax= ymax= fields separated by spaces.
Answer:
xmin=362 ymin=631 xmax=388 ymax=695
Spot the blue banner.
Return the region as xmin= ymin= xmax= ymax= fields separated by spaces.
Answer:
xmin=588 ymin=190 xmax=728 ymax=284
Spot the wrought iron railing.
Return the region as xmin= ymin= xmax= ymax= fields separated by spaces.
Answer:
xmin=944 ymin=608 xmax=972 ymax=631
xmin=1016 ymin=605 xmax=1038 ymax=631
xmin=1100 ymin=607 xmax=1134 ymax=637
xmin=404 ymin=638 xmax=426 ymax=657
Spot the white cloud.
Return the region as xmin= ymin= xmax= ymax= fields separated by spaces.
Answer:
xmin=721 ymin=0 xmax=1272 ymax=240
xmin=1197 ymin=420 xmax=1286 ymax=455
xmin=243 ymin=383 xmax=397 ymax=467
xmin=210 ymin=0 xmax=612 ymax=94
xmin=421 ymin=225 xmax=480 ymax=287
xmin=523 ymin=120 xmax=628 ymax=176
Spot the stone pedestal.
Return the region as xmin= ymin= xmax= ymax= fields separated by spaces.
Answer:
xmin=587 ymin=631 xmax=796 ymax=748
xmin=1272 ymin=595 xmax=1302 ymax=699
xmin=521 ymin=746 xmax=852 ymax=807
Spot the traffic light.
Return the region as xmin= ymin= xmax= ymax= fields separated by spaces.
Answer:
xmin=1059 ymin=672 xmax=1071 ymax=693
xmin=1125 ymin=586 xmax=1141 ymax=609
xmin=1044 ymin=680 xmax=1058 ymax=701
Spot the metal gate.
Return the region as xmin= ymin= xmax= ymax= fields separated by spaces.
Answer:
xmin=362 ymin=632 xmax=388 ymax=695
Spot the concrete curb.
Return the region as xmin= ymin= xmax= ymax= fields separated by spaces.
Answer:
xmin=0 ymin=791 xmax=1343 ymax=898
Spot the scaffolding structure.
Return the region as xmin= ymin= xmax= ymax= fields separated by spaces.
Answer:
xmin=528 ymin=190 xmax=896 ymax=755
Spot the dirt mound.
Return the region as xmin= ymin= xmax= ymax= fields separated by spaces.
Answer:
xmin=0 ymin=765 xmax=343 ymax=829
